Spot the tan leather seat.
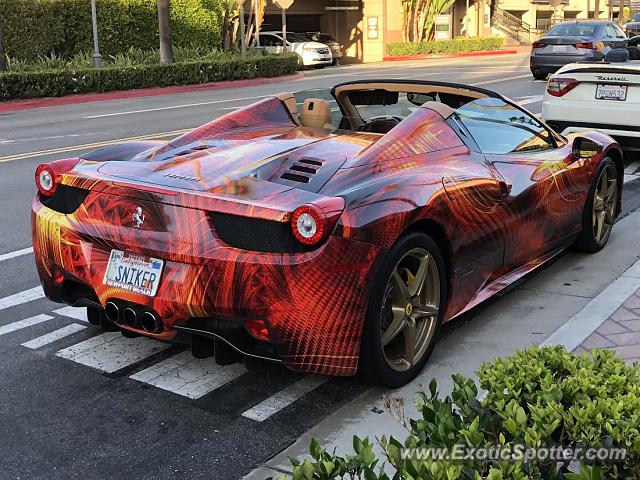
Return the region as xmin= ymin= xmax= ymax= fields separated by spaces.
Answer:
xmin=300 ymin=98 xmax=333 ymax=130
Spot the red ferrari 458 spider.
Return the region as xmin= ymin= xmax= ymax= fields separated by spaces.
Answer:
xmin=32 ymin=80 xmax=623 ymax=386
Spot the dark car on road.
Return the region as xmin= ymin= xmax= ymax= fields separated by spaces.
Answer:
xmin=305 ymin=32 xmax=343 ymax=65
xmin=530 ymin=21 xmax=627 ymax=80
xmin=624 ymin=13 xmax=640 ymax=37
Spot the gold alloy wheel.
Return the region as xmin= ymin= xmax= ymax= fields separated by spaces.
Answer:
xmin=592 ymin=163 xmax=618 ymax=245
xmin=379 ymin=247 xmax=440 ymax=372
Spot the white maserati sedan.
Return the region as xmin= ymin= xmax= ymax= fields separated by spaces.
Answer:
xmin=542 ymin=59 xmax=640 ymax=145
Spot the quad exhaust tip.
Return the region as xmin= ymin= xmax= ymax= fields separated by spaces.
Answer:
xmin=104 ymin=302 xmax=120 ymax=323
xmin=141 ymin=311 xmax=163 ymax=333
xmin=122 ymin=308 xmax=137 ymax=326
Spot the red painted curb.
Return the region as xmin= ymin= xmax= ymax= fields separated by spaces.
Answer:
xmin=0 ymin=72 xmax=305 ymax=114
xmin=383 ymin=49 xmax=520 ymax=62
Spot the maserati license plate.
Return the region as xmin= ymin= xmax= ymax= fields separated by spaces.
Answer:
xmin=595 ymin=83 xmax=627 ymax=101
xmin=103 ymin=250 xmax=164 ymax=297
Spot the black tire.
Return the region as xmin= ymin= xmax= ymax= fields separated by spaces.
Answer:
xmin=573 ymin=157 xmax=619 ymax=253
xmin=532 ymin=70 xmax=547 ymax=80
xmin=359 ymin=231 xmax=447 ymax=388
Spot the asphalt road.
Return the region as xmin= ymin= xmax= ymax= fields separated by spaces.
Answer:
xmin=1 ymin=54 xmax=639 ymax=480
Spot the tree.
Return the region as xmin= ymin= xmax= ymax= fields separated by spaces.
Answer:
xmin=221 ymin=0 xmax=239 ymax=51
xmin=0 ymin=22 xmax=6 ymax=72
xmin=157 ymin=0 xmax=174 ymax=64
xmin=401 ymin=0 xmax=456 ymax=42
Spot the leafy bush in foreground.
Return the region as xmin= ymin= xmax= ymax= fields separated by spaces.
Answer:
xmin=387 ymin=38 xmax=505 ymax=57
xmin=0 ymin=54 xmax=299 ymax=101
xmin=285 ymin=346 xmax=640 ymax=479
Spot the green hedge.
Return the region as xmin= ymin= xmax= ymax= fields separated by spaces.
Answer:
xmin=387 ymin=37 xmax=505 ymax=57
xmin=0 ymin=54 xmax=299 ymax=101
xmin=0 ymin=0 xmax=224 ymax=61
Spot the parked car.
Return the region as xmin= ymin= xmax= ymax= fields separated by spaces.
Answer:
xmin=305 ymin=32 xmax=343 ymax=65
xmin=32 ymin=80 xmax=623 ymax=387
xmin=623 ymin=13 xmax=640 ymax=37
xmin=542 ymin=57 xmax=640 ymax=146
xmin=258 ymin=31 xmax=332 ymax=68
xmin=530 ymin=21 xmax=627 ymax=80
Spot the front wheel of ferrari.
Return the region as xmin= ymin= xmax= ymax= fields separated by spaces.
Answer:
xmin=360 ymin=232 xmax=446 ymax=388
xmin=573 ymin=157 xmax=619 ymax=253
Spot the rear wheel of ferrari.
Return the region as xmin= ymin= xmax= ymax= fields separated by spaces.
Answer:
xmin=573 ymin=158 xmax=619 ymax=253
xmin=360 ymin=232 xmax=446 ymax=388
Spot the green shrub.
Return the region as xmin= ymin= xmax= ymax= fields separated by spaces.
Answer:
xmin=0 ymin=0 xmax=224 ymax=61
xmin=386 ymin=37 xmax=505 ymax=57
xmin=0 ymin=53 xmax=298 ymax=101
xmin=284 ymin=346 xmax=640 ymax=480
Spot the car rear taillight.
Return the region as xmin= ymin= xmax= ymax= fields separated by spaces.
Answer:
xmin=575 ymin=43 xmax=594 ymax=50
xmin=35 ymin=158 xmax=80 ymax=197
xmin=547 ymin=77 xmax=579 ymax=97
xmin=244 ymin=319 xmax=270 ymax=342
xmin=291 ymin=197 xmax=345 ymax=246
xmin=532 ymin=41 xmax=544 ymax=49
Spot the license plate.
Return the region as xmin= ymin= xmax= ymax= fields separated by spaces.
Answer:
xmin=552 ymin=45 xmax=568 ymax=53
xmin=595 ymin=83 xmax=628 ymax=101
xmin=103 ymin=250 xmax=164 ymax=297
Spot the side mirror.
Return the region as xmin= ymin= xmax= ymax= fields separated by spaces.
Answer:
xmin=572 ymin=137 xmax=601 ymax=159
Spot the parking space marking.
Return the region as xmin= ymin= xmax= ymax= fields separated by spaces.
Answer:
xmin=53 ymin=306 xmax=88 ymax=322
xmin=625 ymin=174 xmax=638 ymax=184
xmin=0 ymin=314 xmax=53 ymax=336
xmin=22 ymin=323 xmax=87 ymax=349
xmin=130 ymin=350 xmax=247 ymax=399
xmin=56 ymin=332 xmax=169 ymax=373
xmin=0 ymin=247 xmax=33 ymax=262
xmin=0 ymin=286 xmax=45 ymax=311
xmin=241 ymin=375 xmax=329 ymax=422
xmin=625 ymin=161 xmax=640 ymax=175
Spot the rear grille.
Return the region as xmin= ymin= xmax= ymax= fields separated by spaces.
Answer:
xmin=40 ymin=185 xmax=89 ymax=214
xmin=209 ymin=212 xmax=313 ymax=254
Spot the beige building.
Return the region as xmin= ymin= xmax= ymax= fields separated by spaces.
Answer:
xmin=249 ymin=0 xmax=623 ymax=64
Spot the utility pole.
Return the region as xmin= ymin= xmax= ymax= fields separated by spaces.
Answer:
xmin=157 ymin=0 xmax=174 ymax=63
xmin=91 ymin=0 xmax=102 ymax=68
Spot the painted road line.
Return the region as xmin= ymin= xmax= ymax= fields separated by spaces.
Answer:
xmin=0 ymin=129 xmax=190 ymax=164
xmin=625 ymin=160 xmax=640 ymax=175
xmin=56 ymin=332 xmax=169 ymax=373
xmin=625 ymin=174 xmax=638 ymax=184
xmin=517 ymin=95 xmax=544 ymax=106
xmin=53 ymin=306 xmax=88 ymax=322
xmin=130 ymin=350 xmax=247 ymax=399
xmin=83 ymin=94 xmax=272 ymax=119
xmin=472 ymin=74 xmax=532 ymax=86
xmin=0 ymin=314 xmax=53 ymax=336
xmin=242 ymin=375 xmax=330 ymax=422
xmin=0 ymin=247 xmax=33 ymax=262
xmin=0 ymin=286 xmax=45 ymax=311
xmin=22 ymin=323 xmax=87 ymax=349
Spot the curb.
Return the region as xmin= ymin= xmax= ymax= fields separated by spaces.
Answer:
xmin=383 ymin=49 xmax=520 ymax=62
xmin=0 ymin=72 xmax=305 ymax=114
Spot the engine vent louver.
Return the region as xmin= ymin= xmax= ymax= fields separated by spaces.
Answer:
xmin=279 ymin=157 xmax=324 ymax=185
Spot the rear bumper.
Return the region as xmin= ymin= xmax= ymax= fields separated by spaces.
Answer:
xmin=543 ymin=98 xmax=640 ymax=140
xmin=32 ymin=195 xmax=384 ymax=376
xmin=530 ymin=54 xmax=592 ymax=72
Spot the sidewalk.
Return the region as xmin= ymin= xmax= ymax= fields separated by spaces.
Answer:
xmin=245 ymin=207 xmax=640 ymax=480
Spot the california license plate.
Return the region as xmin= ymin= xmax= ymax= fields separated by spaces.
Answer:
xmin=103 ymin=250 xmax=164 ymax=297
xmin=595 ymin=83 xmax=627 ymax=101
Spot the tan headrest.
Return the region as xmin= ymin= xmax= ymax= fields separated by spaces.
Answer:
xmin=300 ymin=98 xmax=332 ymax=129
xmin=276 ymin=92 xmax=299 ymax=122
xmin=422 ymin=101 xmax=455 ymax=119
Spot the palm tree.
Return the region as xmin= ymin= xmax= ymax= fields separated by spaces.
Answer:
xmin=157 ymin=0 xmax=174 ymax=64
xmin=0 ymin=22 xmax=6 ymax=71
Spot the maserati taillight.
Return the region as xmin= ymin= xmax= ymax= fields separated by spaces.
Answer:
xmin=547 ymin=77 xmax=579 ymax=97
xmin=35 ymin=158 xmax=80 ymax=197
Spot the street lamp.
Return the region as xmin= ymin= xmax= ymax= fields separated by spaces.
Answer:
xmin=91 ymin=0 xmax=103 ymax=68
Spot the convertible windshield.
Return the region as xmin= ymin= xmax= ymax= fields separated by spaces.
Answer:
xmin=545 ymin=23 xmax=597 ymax=37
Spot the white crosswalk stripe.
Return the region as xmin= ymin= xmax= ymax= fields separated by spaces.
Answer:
xmin=130 ymin=350 xmax=247 ymax=399
xmin=0 ymin=286 xmax=45 ymax=311
xmin=241 ymin=375 xmax=329 ymax=422
xmin=0 ymin=314 xmax=53 ymax=336
xmin=53 ymin=306 xmax=88 ymax=322
xmin=22 ymin=323 xmax=87 ymax=349
xmin=0 ymin=247 xmax=34 ymax=262
xmin=56 ymin=332 xmax=169 ymax=373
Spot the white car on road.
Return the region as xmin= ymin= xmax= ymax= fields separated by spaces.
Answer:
xmin=542 ymin=60 xmax=640 ymax=144
xmin=259 ymin=31 xmax=333 ymax=68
